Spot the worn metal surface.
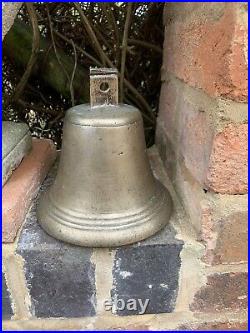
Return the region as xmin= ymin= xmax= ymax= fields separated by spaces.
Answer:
xmin=90 ymin=67 xmax=118 ymax=107
xmin=37 ymin=69 xmax=172 ymax=247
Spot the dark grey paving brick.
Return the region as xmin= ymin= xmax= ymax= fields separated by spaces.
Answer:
xmin=111 ymin=225 xmax=183 ymax=316
xmin=17 ymin=164 xmax=96 ymax=318
xmin=2 ymin=272 xmax=14 ymax=319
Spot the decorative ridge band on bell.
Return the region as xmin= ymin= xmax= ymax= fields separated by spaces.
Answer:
xmin=37 ymin=68 xmax=172 ymax=247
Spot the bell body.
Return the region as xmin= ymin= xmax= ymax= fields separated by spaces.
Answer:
xmin=37 ymin=104 xmax=172 ymax=247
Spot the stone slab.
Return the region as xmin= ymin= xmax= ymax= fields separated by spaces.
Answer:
xmin=16 ymin=167 xmax=96 ymax=318
xmin=2 ymin=272 xmax=14 ymax=320
xmin=2 ymin=121 xmax=32 ymax=186
xmin=2 ymin=138 xmax=57 ymax=243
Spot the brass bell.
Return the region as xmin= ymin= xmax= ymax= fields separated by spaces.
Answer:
xmin=37 ymin=68 xmax=172 ymax=247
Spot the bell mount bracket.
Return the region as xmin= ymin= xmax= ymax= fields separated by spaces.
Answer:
xmin=90 ymin=68 xmax=118 ymax=107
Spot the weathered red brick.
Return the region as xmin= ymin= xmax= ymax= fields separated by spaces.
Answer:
xmin=154 ymin=140 xmax=248 ymax=264
xmin=196 ymin=321 xmax=248 ymax=331
xmin=178 ymin=99 xmax=216 ymax=193
xmin=190 ymin=272 xmax=248 ymax=312
xmin=206 ymin=123 xmax=248 ymax=194
xmin=212 ymin=212 xmax=248 ymax=265
xmin=158 ymin=76 xmax=215 ymax=187
xmin=2 ymin=139 xmax=57 ymax=243
xmin=157 ymin=75 xmax=248 ymax=194
xmin=163 ymin=3 xmax=248 ymax=102
xmin=111 ymin=325 xmax=149 ymax=331
xmin=200 ymin=197 xmax=248 ymax=265
xmin=179 ymin=321 xmax=248 ymax=331
xmin=160 ymin=3 xmax=248 ymax=193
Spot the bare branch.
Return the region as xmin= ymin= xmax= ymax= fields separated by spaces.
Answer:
xmin=101 ymin=3 xmax=120 ymax=66
xmin=73 ymin=2 xmax=154 ymax=120
xmin=69 ymin=39 xmax=77 ymax=106
xmin=120 ymin=3 xmax=132 ymax=102
xmin=128 ymin=38 xmax=162 ymax=54
xmin=74 ymin=2 xmax=106 ymax=65
xmin=46 ymin=5 xmax=77 ymax=106
xmin=53 ymin=30 xmax=102 ymax=67
xmin=12 ymin=3 xmax=40 ymax=103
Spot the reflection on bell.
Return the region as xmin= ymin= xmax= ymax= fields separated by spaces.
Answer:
xmin=37 ymin=68 xmax=172 ymax=247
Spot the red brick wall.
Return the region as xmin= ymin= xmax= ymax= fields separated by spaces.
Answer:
xmin=156 ymin=3 xmax=248 ymax=265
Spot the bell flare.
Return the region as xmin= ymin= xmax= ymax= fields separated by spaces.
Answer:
xmin=37 ymin=181 xmax=172 ymax=247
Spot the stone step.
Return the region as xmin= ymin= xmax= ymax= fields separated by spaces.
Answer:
xmin=2 ymin=121 xmax=32 ymax=186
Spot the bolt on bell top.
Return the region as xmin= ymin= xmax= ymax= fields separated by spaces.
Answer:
xmin=37 ymin=68 xmax=172 ymax=247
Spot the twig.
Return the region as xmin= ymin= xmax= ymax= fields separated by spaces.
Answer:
xmin=125 ymin=90 xmax=155 ymax=124
xmin=12 ymin=3 xmax=40 ymax=103
xmin=128 ymin=38 xmax=162 ymax=54
xmin=26 ymin=83 xmax=47 ymax=104
xmin=124 ymin=77 xmax=155 ymax=122
xmin=74 ymin=2 xmax=106 ymax=65
xmin=46 ymin=5 xmax=75 ymax=106
xmin=48 ymin=110 xmax=65 ymax=127
xmin=46 ymin=8 xmax=70 ymax=83
xmin=53 ymin=30 xmax=102 ymax=67
xmin=36 ymin=10 xmax=101 ymax=66
xmin=55 ymin=30 xmax=154 ymax=121
xmin=48 ymin=3 xmax=154 ymax=122
xmin=101 ymin=3 xmax=120 ymax=66
xmin=120 ymin=3 xmax=132 ymax=102
xmin=108 ymin=4 xmax=120 ymax=60
xmin=69 ymin=39 xmax=77 ymax=106
xmin=92 ymin=24 xmax=112 ymax=51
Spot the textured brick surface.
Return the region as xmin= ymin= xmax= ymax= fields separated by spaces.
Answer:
xmin=155 ymin=138 xmax=248 ymax=265
xmin=158 ymin=2 xmax=248 ymax=249
xmin=2 ymin=138 xmax=57 ymax=243
xmin=190 ymin=272 xmax=248 ymax=312
xmin=157 ymin=75 xmax=248 ymax=194
xmin=2 ymin=272 xmax=14 ymax=320
xmin=206 ymin=123 xmax=248 ymax=194
xmin=158 ymin=76 xmax=215 ymax=187
xmin=111 ymin=226 xmax=183 ymax=315
xmin=179 ymin=321 xmax=248 ymax=331
xmin=200 ymin=194 xmax=248 ymax=265
xmin=16 ymin=167 xmax=96 ymax=318
xmin=196 ymin=321 xmax=248 ymax=331
xmin=207 ymin=211 xmax=248 ymax=265
xmin=19 ymin=245 xmax=95 ymax=318
xmin=163 ymin=3 xmax=248 ymax=102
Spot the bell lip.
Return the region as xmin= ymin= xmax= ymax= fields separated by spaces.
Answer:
xmin=37 ymin=182 xmax=173 ymax=247
xmin=65 ymin=103 xmax=142 ymax=128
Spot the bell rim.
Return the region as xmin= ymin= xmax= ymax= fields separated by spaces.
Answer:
xmin=44 ymin=182 xmax=167 ymax=226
